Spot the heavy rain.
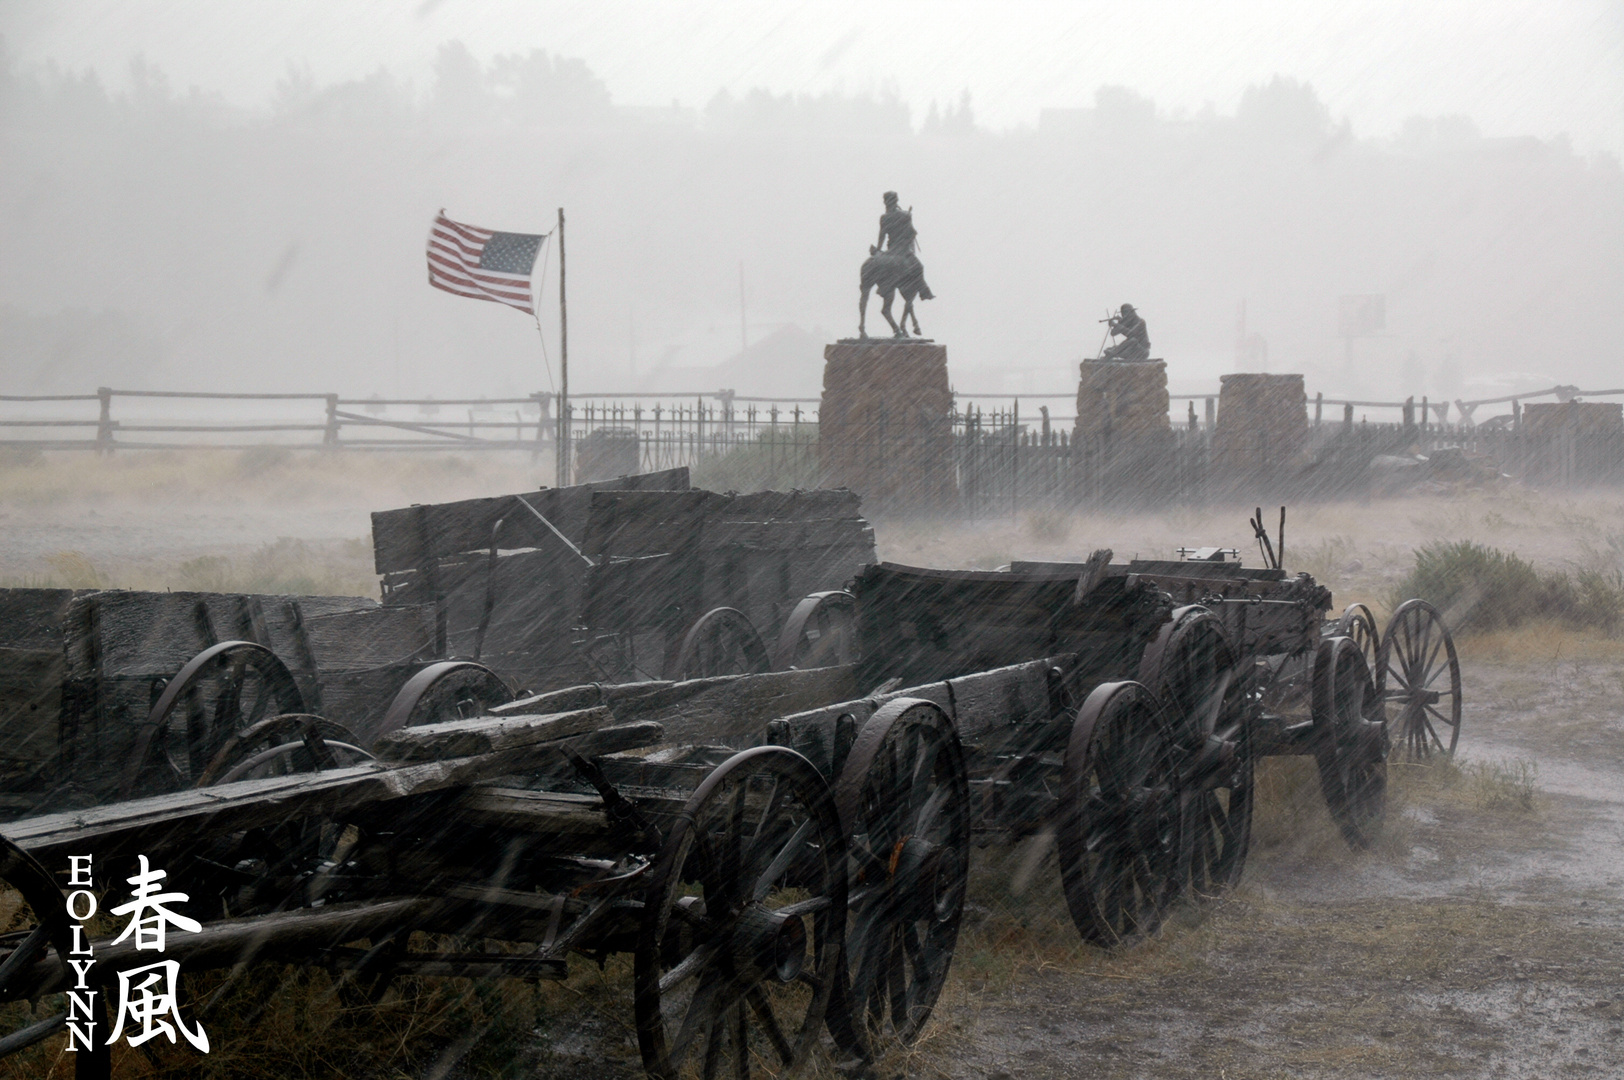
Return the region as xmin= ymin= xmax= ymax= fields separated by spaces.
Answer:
xmin=1 ymin=3 xmax=1622 ymax=1078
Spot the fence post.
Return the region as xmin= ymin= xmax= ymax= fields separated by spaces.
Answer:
xmin=323 ymin=394 xmax=341 ymax=448
xmin=1314 ymin=392 xmax=1323 ymax=428
xmin=1204 ymin=396 xmax=1215 ymax=432
xmin=95 ymin=387 xmax=114 ymax=455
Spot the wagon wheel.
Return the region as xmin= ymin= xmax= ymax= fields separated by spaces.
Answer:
xmin=829 ymin=699 xmax=969 ymax=1053
xmin=1312 ymin=636 xmax=1388 ymax=849
xmin=671 ymin=607 xmax=772 ymax=681
xmin=1337 ymin=603 xmax=1381 ymax=675
xmin=1057 ymin=681 xmax=1180 ymax=947
xmin=1376 ymin=599 xmax=1462 ymax=761
xmin=0 ymin=835 xmax=110 ymax=1078
xmin=121 ymin=640 xmax=306 ymax=799
xmin=636 ymin=745 xmax=848 ymax=1080
xmin=1137 ymin=608 xmax=1257 ymax=900
xmin=195 ymin=714 xmax=376 ymax=786
xmin=376 ymin=661 xmax=514 ymax=737
xmin=1137 ymin=607 xmax=1255 ymax=899
xmin=1138 ymin=605 xmax=1234 ymax=750
xmin=772 ymin=592 xmax=858 ymax=671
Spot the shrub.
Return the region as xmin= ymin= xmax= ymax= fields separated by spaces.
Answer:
xmin=1392 ymin=540 xmax=1624 ymax=634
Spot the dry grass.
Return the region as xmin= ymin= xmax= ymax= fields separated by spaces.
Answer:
xmin=0 ymin=449 xmax=545 ymax=510
xmin=1 ymin=538 xmax=378 ymax=597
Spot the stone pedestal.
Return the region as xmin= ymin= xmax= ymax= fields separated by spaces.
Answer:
xmin=1073 ymin=359 xmax=1174 ymax=503
xmin=1211 ymin=373 xmax=1308 ymax=485
xmin=819 ymin=340 xmax=956 ymax=513
xmin=1075 ymin=359 xmax=1172 ymax=439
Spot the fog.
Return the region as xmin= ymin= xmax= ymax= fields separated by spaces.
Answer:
xmin=1 ymin=3 xmax=1621 ymax=403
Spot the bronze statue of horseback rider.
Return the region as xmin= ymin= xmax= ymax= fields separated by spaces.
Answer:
xmin=859 ymin=191 xmax=935 ymax=338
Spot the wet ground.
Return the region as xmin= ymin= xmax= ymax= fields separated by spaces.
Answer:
xmin=907 ymin=639 xmax=1624 ymax=1080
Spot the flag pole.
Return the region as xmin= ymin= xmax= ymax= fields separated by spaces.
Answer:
xmin=556 ymin=206 xmax=569 ymax=487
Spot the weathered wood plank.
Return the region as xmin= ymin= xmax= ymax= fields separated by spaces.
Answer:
xmin=631 ymin=666 xmax=861 ymax=745
xmin=940 ymin=660 xmax=1057 ymax=741
xmin=700 ymin=518 xmax=874 ymax=550
xmin=712 ymin=490 xmax=863 ymax=522
xmin=370 ymin=468 xmax=691 ymax=573
xmin=449 ymin=787 xmax=608 ymax=835
xmin=374 ymin=706 xmax=612 ymax=762
xmin=0 ymin=588 xmax=84 ymax=652
xmin=581 ymin=490 xmax=721 ymax=558
xmin=7 ymin=726 xmax=647 ymax=863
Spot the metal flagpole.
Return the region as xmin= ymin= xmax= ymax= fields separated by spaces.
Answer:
xmin=557 ymin=206 xmax=569 ymax=487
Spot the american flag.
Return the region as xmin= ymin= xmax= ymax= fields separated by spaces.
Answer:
xmin=426 ymin=211 xmax=545 ymax=315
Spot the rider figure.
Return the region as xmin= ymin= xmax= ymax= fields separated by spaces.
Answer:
xmin=1101 ymin=303 xmax=1150 ymax=361
xmin=872 ymin=192 xmax=934 ymax=300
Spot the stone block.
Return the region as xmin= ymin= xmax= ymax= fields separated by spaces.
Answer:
xmin=1212 ymin=373 xmax=1308 ymax=481
xmin=818 ymin=341 xmax=956 ymax=512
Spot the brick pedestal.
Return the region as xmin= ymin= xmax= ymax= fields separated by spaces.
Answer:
xmin=1073 ymin=359 xmax=1175 ymax=503
xmin=1212 ymin=373 xmax=1308 ymax=487
xmin=818 ymin=341 xmax=956 ymax=513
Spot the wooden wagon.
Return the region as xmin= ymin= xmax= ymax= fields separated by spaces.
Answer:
xmin=368 ymin=468 xmax=875 ymax=691
xmin=0 ymin=516 xmax=1460 ymax=1079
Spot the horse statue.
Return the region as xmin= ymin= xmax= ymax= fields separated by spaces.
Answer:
xmin=859 ymin=251 xmax=929 ymax=338
xmin=858 ymin=192 xmax=934 ymax=339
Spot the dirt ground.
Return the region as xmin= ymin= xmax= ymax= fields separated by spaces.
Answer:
xmin=2 ymin=450 xmax=1622 ymax=1079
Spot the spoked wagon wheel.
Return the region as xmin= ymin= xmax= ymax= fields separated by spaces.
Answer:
xmin=830 ymin=699 xmax=969 ymax=1053
xmin=1312 ymin=636 xmax=1389 ymax=849
xmin=772 ymin=591 xmax=858 ymax=671
xmin=671 ymin=607 xmax=772 ymax=681
xmin=1137 ymin=607 xmax=1255 ymax=900
xmin=195 ymin=714 xmax=376 ymax=786
xmin=1376 ymin=599 xmax=1462 ymax=761
xmin=0 ymin=836 xmax=111 ymax=1079
xmin=185 ymin=715 xmax=376 ymax=919
xmin=376 ymin=660 xmax=513 ymax=737
xmin=121 ymin=640 xmax=306 ymax=799
xmin=1057 ymin=681 xmax=1180 ymax=947
xmin=1337 ymin=603 xmax=1381 ymax=675
xmin=636 ymin=746 xmax=848 ymax=1080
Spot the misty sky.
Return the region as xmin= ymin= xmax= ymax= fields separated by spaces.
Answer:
xmin=1 ymin=1 xmax=1621 ymax=405
xmin=9 ymin=0 xmax=1622 ymax=155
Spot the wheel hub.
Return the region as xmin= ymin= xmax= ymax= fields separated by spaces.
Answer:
xmin=732 ymin=904 xmax=808 ymax=984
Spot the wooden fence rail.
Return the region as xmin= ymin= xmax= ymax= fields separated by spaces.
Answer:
xmin=3 ymin=385 xmax=1621 ymax=514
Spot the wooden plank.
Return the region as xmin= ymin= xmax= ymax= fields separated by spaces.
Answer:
xmin=374 ymin=706 xmax=612 ymax=762
xmin=449 ymin=787 xmax=608 ymax=835
xmin=7 ymin=734 xmax=623 ymax=863
xmin=491 ymin=683 xmax=609 ymax=716
xmin=581 ymin=490 xmax=720 ymax=558
xmin=713 ymin=490 xmax=864 ymax=522
xmin=64 ymin=591 xmax=375 ymax=679
xmin=941 ymin=660 xmax=1056 ymax=741
xmin=580 ymin=552 xmax=687 ymax=631
xmin=700 ymin=518 xmax=874 ymax=550
xmin=0 ymin=588 xmax=84 ymax=652
xmin=632 ymin=666 xmax=861 ymax=745
xmin=370 ymin=468 xmax=690 ymax=573
xmin=301 ymin=604 xmax=437 ymax=671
